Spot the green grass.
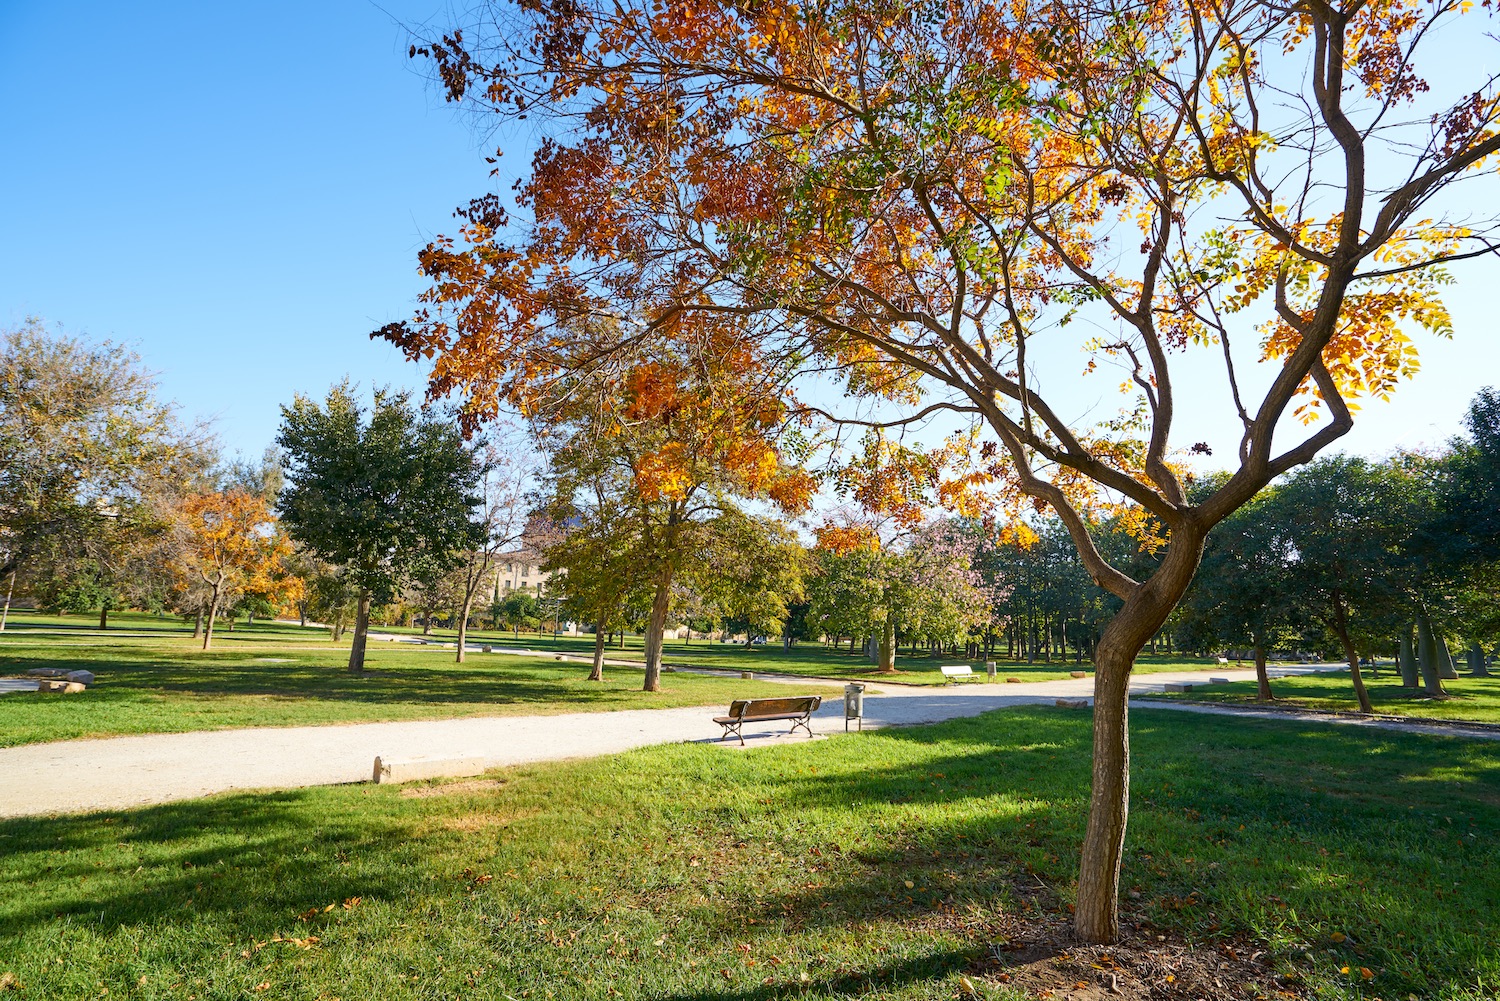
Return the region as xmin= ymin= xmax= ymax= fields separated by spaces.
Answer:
xmin=1146 ymin=670 xmax=1500 ymax=724
xmin=377 ymin=620 xmax=1218 ymax=686
xmin=0 ymin=616 xmax=829 ymax=748
xmin=0 ymin=708 xmax=1495 ymax=1000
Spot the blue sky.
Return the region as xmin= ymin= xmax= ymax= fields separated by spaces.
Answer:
xmin=2 ymin=1 xmax=1497 ymax=466
xmin=0 ymin=0 xmax=481 ymax=461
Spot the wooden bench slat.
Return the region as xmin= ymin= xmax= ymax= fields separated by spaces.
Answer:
xmin=714 ymin=695 xmax=823 ymax=745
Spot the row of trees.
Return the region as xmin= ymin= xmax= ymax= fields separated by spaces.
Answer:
xmin=0 ymin=319 xmax=304 ymax=644
xmin=0 ymin=324 xmax=535 ymax=667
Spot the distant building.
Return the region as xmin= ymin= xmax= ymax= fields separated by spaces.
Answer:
xmin=491 ymin=550 xmax=551 ymax=598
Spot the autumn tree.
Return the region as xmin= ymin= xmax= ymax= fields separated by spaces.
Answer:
xmin=276 ymin=385 xmax=484 ymax=672
xmin=173 ymin=490 xmax=301 ymax=650
xmin=523 ymin=330 xmax=814 ymax=691
xmin=385 ymin=0 xmax=1500 ymax=940
xmin=1 ymin=318 xmax=206 ymax=618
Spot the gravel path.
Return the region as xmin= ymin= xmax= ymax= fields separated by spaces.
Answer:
xmin=5 ymin=662 xmax=1474 ymax=820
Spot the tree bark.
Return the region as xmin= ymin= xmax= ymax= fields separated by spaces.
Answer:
xmin=642 ymin=575 xmax=671 ymax=692
xmin=99 ymin=606 xmax=108 ymax=630
xmin=1437 ymin=636 xmax=1460 ymax=680
xmin=1075 ymin=527 xmax=1204 ymax=944
xmin=0 ymin=570 xmax=13 ymax=632
xmin=193 ymin=607 xmax=203 ymax=639
xmin=202 ymin=587 xmax=220 ymax=651
xmin=881 ymin=614 xmax=897 ymax=671
xmin=1471 ymin=642 xmax=1492 ymax=678
xmin=347 ymin=589 xmax=372 ymax=673
xmin=589 ymin=620 xmax=607 ymax=681
xmin=1253 ymin=642 xmax=1275 ymax=701
xmin=1398 ymin=629 xmax=1418 ymax=687
xmin=455 ymin=593 xmax=475 ymax=664
xmin=1415 ymin=610 xmax=1447 ymax=697
xmin=1330 ymin=597 xmax=1374 ymax=714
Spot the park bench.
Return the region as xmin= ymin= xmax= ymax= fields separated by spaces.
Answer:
xmin=714 ymin=696 xmax=822 ymax=745
xmin=940 ymin=664 xmax=976 ymax=685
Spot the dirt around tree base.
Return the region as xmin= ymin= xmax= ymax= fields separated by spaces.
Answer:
xmin=969 ymin=909 xmax=1302 ymax=1000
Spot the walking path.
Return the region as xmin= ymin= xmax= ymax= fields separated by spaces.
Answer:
xmin=2 ymin=663 xmax=1487 ymax=819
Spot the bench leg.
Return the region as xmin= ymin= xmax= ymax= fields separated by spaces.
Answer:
xmin=789 ymin=715 xmax=813 ymax=738
xmin=720 ymin=721 xmax=744 ymax=746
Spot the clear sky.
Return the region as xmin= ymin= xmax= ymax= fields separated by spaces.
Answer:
xmin=2 ymin=1 xmax=1497 ymax=467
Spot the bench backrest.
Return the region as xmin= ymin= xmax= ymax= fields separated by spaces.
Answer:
xmin=940 ymin=665 xmax=973 ymax=676
xmin=726 ymin=696 xmax=822 ymax=718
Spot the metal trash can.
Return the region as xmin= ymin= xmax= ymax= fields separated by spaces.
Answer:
xmin=844 ymin=683 xmax=865 ymax=731
xmin=985 ymin=660 xmax=997 ymax=681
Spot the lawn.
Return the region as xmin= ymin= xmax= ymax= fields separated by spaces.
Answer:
xmin=0 ymin=707 xmax=1494 ymax=1000
xmin=1145 ymin=670 xmax=1500 ymax=725
xmin=378 ymin=620 xmax=1219 ymax=686
xmin=0 ymin=614 xmax=826 ymax=748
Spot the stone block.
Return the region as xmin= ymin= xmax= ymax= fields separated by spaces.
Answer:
xmin=373 ymin=754 xmax=487 ymax=784
xmin=1069 ymin=670 xmax=1087 ymax=678
xmin=1005 ymin=677 xmax=1022 ymax=684
xmin=66 ymin=670 xmax=95 ymax=686
xmin=26 ymin=668 xmax=70 ymax=679
xmin=1209 ymin=676 xmax=1231 ymax=684
xmin=1162 ymin=683 xmax=1193 ymax=693
xmin=36 ymin=680 xmax=86 ymax=694
xmin=1055 ymin=699 xmax=1088 ymax=708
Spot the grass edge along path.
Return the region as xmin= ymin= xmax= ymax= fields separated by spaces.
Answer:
xmin=1146 ymin=670 xmax=1500 ymax=725
xmin=0 ymin=626 xmax=829 ymax=749
xmin=0 ymin=706 xmax=1496 ymax=1000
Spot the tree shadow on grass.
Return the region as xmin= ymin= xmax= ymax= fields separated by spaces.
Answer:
xmin=671 ymin=707 xmax=1499 ymax=994
xmin=0 ymin=789 xmax=423 ymax=940
xmin=0 ymin=647 xmax=711 ymax=709
xmin=645 ymin=950 xmax=978 ymax=1001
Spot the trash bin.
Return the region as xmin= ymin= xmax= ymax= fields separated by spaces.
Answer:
xmin=985 ymin=660 xmax=997 ymax=681
xmin=844 ymin=683 xmax=866 ymax=731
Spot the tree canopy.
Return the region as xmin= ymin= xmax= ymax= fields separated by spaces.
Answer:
xmin=383 ymin=0 xmax=1500 ymax=941
xmin=276 ymin=384 xmax=484 ymax=672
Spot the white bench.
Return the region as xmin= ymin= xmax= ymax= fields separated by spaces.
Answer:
xmin=1216 ymin=656 xmax=1229 ymax=665
xmin=940 ymin=665 xmax=976 ymax=685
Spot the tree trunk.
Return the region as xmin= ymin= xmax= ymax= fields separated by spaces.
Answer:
xmin=1471 ymin=642 xmax=1492 ymax=678
xmin=193 ymin=607 xmax=203 ymax=639
xmin=455 ymin=593 xmax=476 ymax=663
xmin=298 ymin=602 xmax=307 ymax=628
xmin=202 ymin=588 xmax=220 ymax=651
xmin=642 ymin=575 xmax=671 ymax=692
xmin=589 ymin=620 xmax=607 ymax=681
xmin=347 ymin=590 xmax=372 ymax=673
xmin=99 ymin=606 xmax=108 ymax=630
xmin=1253 ymin=642 xmax=1275 ymax=701
xmin=1437 ymin=636 xmax=1460 ymax=680
xmin=1398 ymin=629 xmax=1418 ymax=687
xmin=0 ymin=570 xmax=14 ymax=632
xmin=423 ymin=610 xmax=433 ymax=636
xmin=1330 ymin=598 xmax=1374 ymax=714
xmin=876 ymin=614 xmax=896 ymax=672
xmin=1415 ymin=610 xmax=1447 ymax=697
xmin=1075 ymin=528 xmax=1204 ymax=944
